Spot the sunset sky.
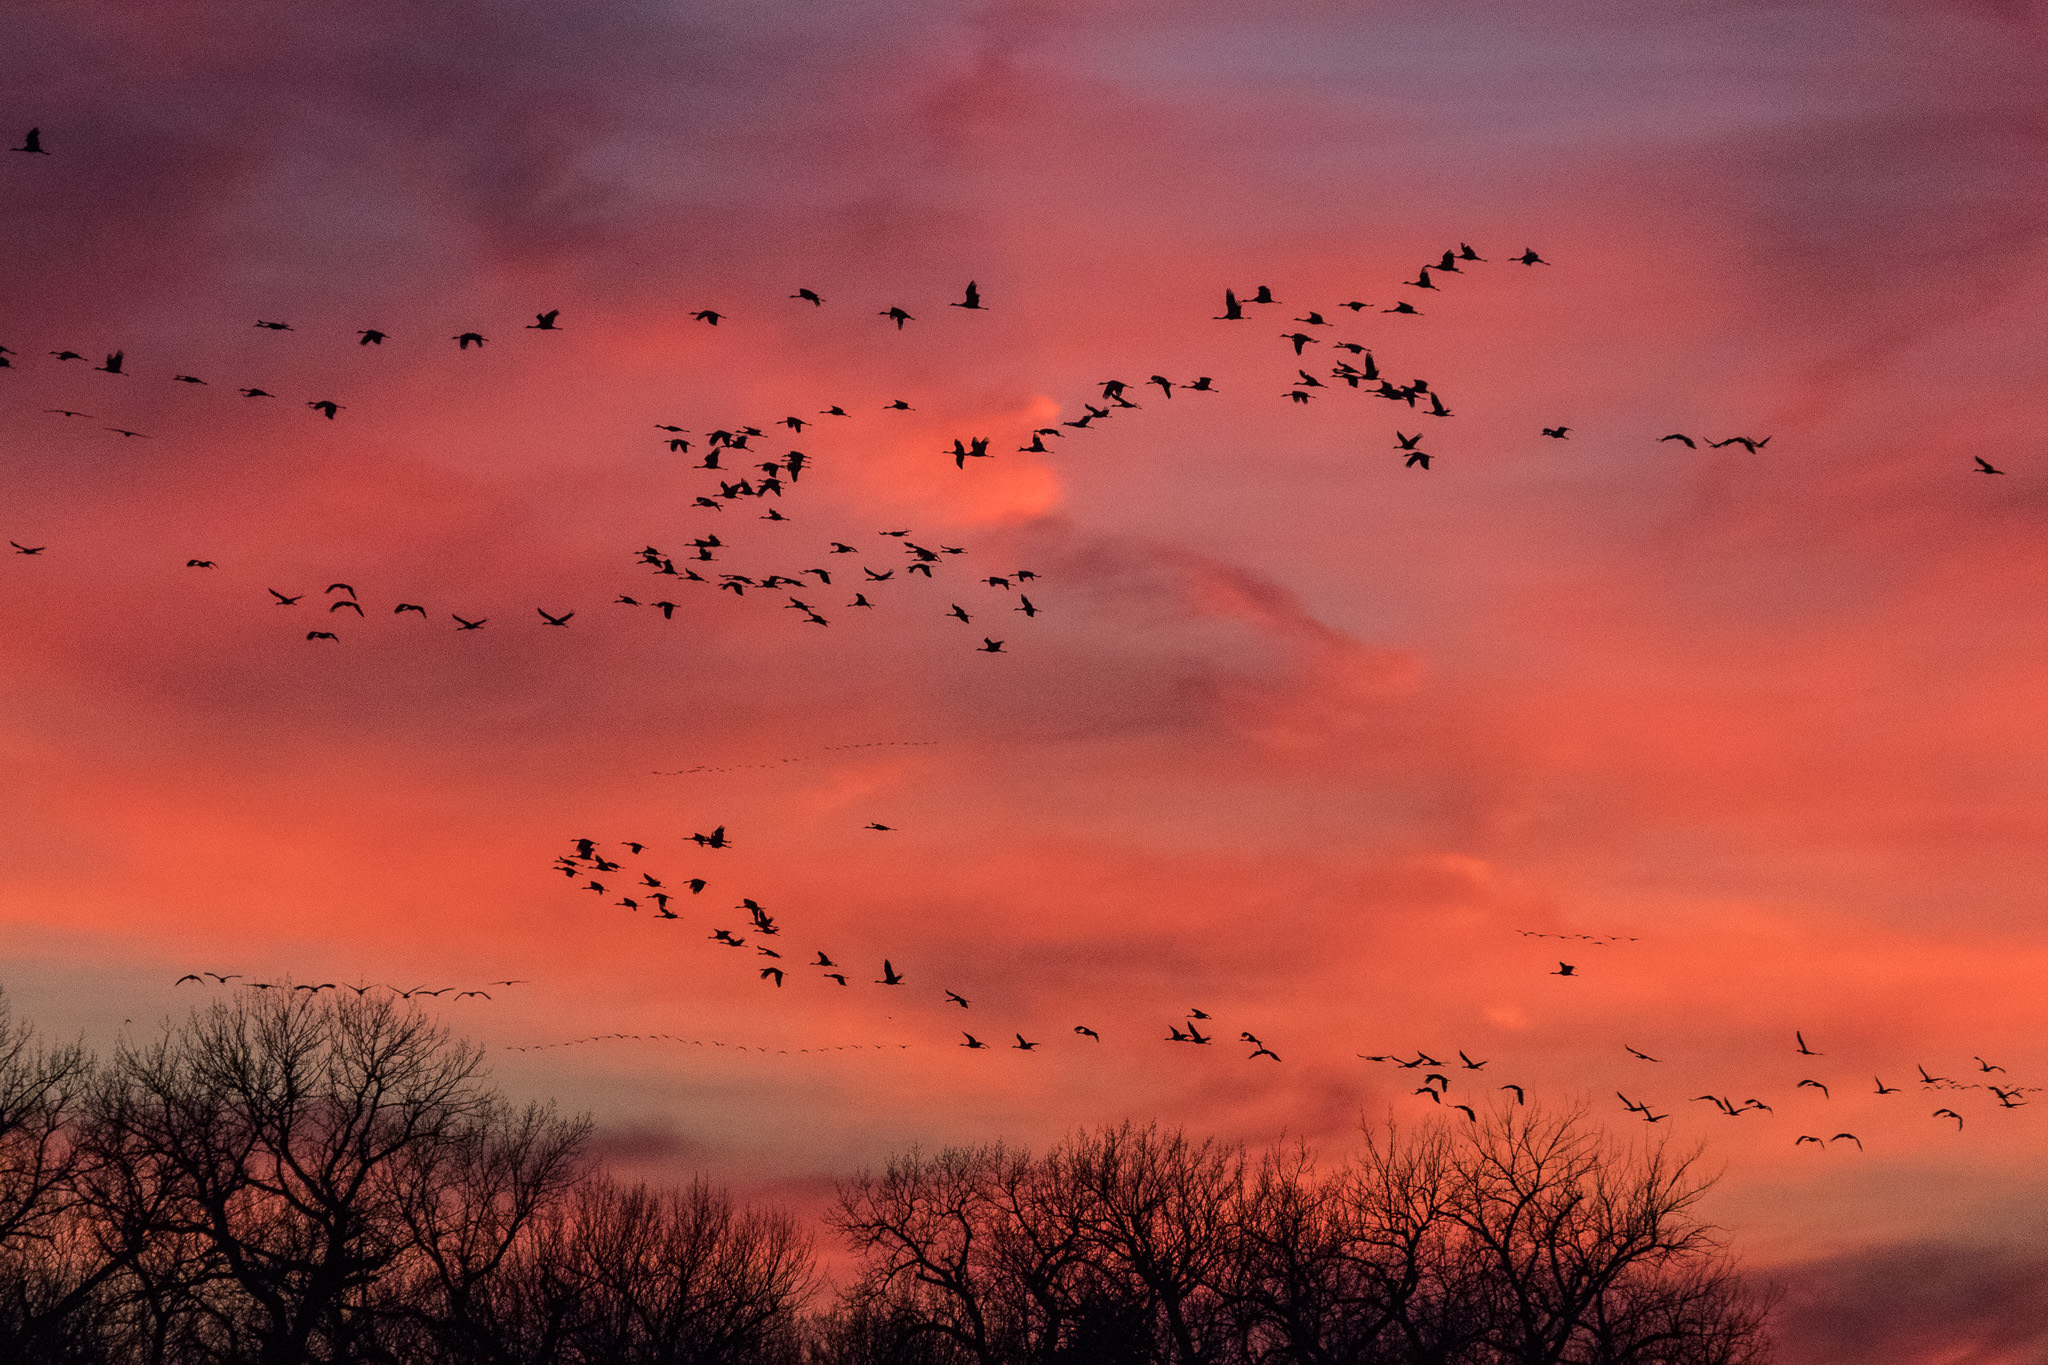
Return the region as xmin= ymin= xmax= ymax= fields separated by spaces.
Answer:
xmin=5 ymin=1 xmax=2048 ymax=1357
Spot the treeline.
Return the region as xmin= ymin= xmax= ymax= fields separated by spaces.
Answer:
xmin=0 ymin=990 xmax=1771 ymax=1364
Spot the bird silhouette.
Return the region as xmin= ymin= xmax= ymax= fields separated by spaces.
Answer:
xmin=881 ymin=307 xmax=912 ymax=329
xmin=537 ymin=609 xmax=574 ymax=627
xmin=358 ymin=329 xmax=387 ymax=345
xmin=1214 ymin=290 xmax=1244 ymax=320
xmin=1074 ymin=1026 xmax=1100 ymax=1041
xmin=951 ymin=281 xmax=984 ymax=310
xmin=1975 ymin=457 xmax=2005 ymax=475
xmin=1796 ymin=1031 xmax=1820 ymax=1056
xmin=95 ymin=351 xmax=124 ymax=374
xmin=1552 ymin=962 xmax=1575 ymax=976
xmin=791 ymin=288 xmax=823 ymax=305
xmin=877 ymin=960 xmax=903 ymax=986
xmin=527 ymin=310 xmax=560 ymax=329
xmin=308 ymin=400 xmax=342 ymax=419
xmin=13 ymin=128 xmax=50 ymax=154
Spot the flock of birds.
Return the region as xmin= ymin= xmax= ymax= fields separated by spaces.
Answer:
xmin=529 ymin=829 xmax=2040 ymax=1149
xmin=1359 ymin=1027 xmax=2035 ymax=1148
xmin=173 ymin=973 xmax=523 ymax=1001
xmin=7 ymin=124 xmax=2034 ymax=1163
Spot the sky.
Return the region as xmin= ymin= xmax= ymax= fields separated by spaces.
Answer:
xmin=4 ymin=0 xmax=2048 ymax=1356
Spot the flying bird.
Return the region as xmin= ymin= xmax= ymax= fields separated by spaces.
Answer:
xmin=950 ymin=281 xmax=984 ymax=310
xmin=13 ymin=128 xmax=50 ymax=154
xmin=526 ymin=310 xmax=560 ymax=329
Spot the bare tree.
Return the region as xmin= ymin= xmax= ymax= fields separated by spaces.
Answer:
xmin=81 ymin=987 xmax=579 ymax=1365
xmin=824 ymin=1113 xmax=1771 ymax=1365
xmin=0 ymin=988 xmax=127 ymax=1362
xmin=1427 ymin=1105 xmax=1771 ymax=1365
xmin=387 ymin=1092 xmax=590 ymax=1364
xmin=452 ymin=1173 xmax=813 ymax=1365
xmin=1054 ymin=1123 xmax=1244 ymax=1365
